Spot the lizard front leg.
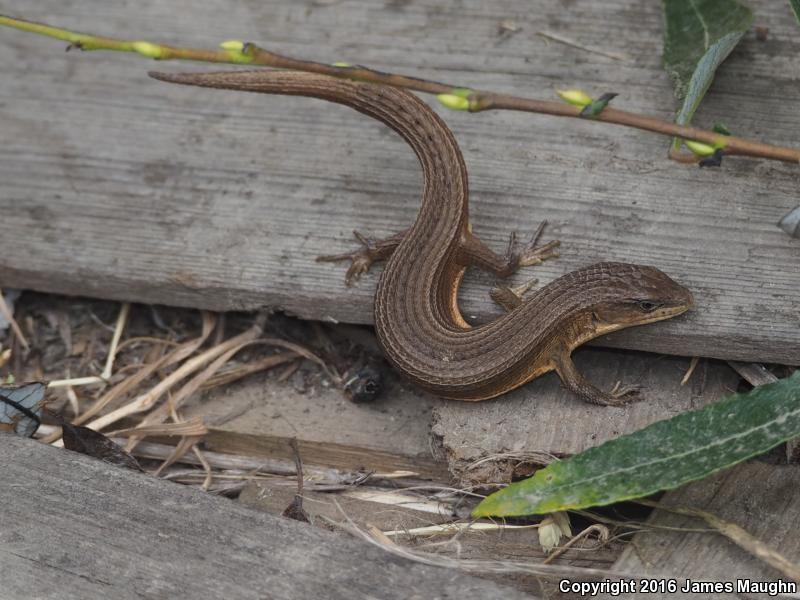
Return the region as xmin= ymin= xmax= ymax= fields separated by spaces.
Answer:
xmin=490 ymin=291 xmax=643 ymax=406
xmin=552 ymin=348 xmax=642 ymax=406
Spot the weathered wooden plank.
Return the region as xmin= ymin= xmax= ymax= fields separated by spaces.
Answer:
xmin=432 ymin=349 xmax=739 ymax=483
xmin=178 ymin=336 xmax=736 ymax=481
xmin=611 ymin=461 xmax=800 ymax=599
xmin=0 ymin=434 xmax=533 ymax=600
xmin=202 ymin=429 xmax=450 ymax=482
xmin=1 ymin=1 xmax=798 ymax=364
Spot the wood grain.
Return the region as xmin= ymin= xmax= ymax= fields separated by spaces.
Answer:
xmin=0 ymin=1 xmax=798 ymax=363
xmin=202 ymin=429 xmax=451 ymax=481
xmin=0 ymin=434 xmax=533 ymax=600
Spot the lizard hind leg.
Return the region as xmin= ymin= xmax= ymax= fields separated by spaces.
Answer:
xmin=460 ymin=220 xmax=560 ymax=279
xmin=459 ymin=220 xmax=559 ymax=309
xmin=506 ymin=220 xmax=561 ymax=271
xmin=489 ymin=278 xmax=539 ymax=311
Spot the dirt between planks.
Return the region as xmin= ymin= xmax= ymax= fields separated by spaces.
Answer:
xmin=3 ymin=290 xmax=800 ymax=596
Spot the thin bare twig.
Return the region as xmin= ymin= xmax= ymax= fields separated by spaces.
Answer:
xmin=681 ymin=356 xmax=700 ymax=386
xmin=543 ymin=524 xmax=609 ymax=564
xmin=1 ymin=14 xmax=798 ymax=164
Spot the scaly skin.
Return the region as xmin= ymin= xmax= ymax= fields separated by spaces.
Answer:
xmin=150 ymin=70 xmax=694 ymax=405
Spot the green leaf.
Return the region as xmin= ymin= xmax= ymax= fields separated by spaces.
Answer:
xmin=712 ymin=122 xmax=731 ymax=135
xmin=662 ymin=0 xmax=753 ymax=148
xmin=790 ymin=0 xmax=800 ymax=25
xmin=473 ymin=372 xmax=800 ymax=517
xmin=579 ymin=92 xmax=618 ymax=118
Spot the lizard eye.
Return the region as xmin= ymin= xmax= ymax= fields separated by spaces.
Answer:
xmin=636 ymin=300 xmax=661 ymax=313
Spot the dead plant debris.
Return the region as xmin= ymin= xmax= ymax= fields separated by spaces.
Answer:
xmin=1 ymin=290 xmax=796 ymax=591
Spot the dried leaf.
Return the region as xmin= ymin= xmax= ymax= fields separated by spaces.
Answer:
xmin=0 ymin=382 xmax=46 ymax=437
xmin=62 ymin=423 xmax=143 ymax=471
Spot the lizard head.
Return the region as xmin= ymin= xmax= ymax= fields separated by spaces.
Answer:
xmin=585 ymin=263 xmax=694 ymax=336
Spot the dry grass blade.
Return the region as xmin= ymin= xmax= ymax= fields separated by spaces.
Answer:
xmin=127 ymin=332 xmax=331 ymax=451
xmin=48 ymin=376 xmax=106 ymax=388
xmin=543 ymin=524 xmax=609 ymax=564
xmin=100 ymin=302 xmax=130 ymax=380
xmin=108 ymin=417 xmax=208 ymax=439
xmin=126 ymin=439 xmax=356 ymax=483
xmin=0 ymin=347 xmax=10 ymax=369
xmin=125 ymin=337 xmax=267 ymax=451
xmin=0 ymin=289 xmax=28 ymax=350
xmin=341 ymin=489 xmax=458 ymax=516
xmin=681 ymin=356 xmax=700 ymax=385
xmin=64 ymin=380 xmax=80 ymax=416
xmin=382 ymin=522 xmax=540 ymax=537
xmin=153 ymin=434 xmax=203 ymax=476
xmin=193 ymin=445 xmax=214 ymax=491
xmin=201 ymin=351 xmax=297 ymax=389
xmin=260 ymin=336 xmax=340 ymax=383
xmin=114 ymin=336 xmax=181 ymax=354
xmin=345 ymin=519 xmax=638 ymax=580
xmin=41 ymin=313 xmax=217 ymax=445
xmin=84 ymin=316 xmax=261 ymax=433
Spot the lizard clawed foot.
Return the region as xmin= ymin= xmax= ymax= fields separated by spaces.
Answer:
xmin=505 ymin=221 xmax=561 ymax=270
xmin=317 ymin=230 xmax=379 ymax=286
xmin=599 ymin=382 xmax=643 ymax=406
xmin=490 ymin=278 xmax=539 ymax=311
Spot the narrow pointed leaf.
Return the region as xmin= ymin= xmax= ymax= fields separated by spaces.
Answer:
xmin=662 ymin=0 xmax=753 ymax=149
xmin=790 ymin=0 xmax=800 ymax=25
xmin=474 ymin=372 xmax=800 ymax=517
xmin=579 ymin=92 xmax=618 ymax=118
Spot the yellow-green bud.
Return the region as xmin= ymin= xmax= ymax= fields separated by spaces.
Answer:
xmin=131 ymin=41 xmax=163 ymax=59
xmin=332 ymin=61 xmax=352 ymax=68
xmin=220 ymin=40 xmax=246 ymax=52
xmin=449 ymin=88 xmax=474 ymax=99
xmin=555 ymin=89 xmax=592 ymax=108
xmin=685 ymin=140 xmax=716 ymax=156
xmin=437 ymin=93 xmax=470 ymax=111
xmin=219 ymin=40 xmax=255 ymax=64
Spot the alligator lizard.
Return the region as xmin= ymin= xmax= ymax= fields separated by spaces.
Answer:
xmin=150 ymin=70 xmax=694 ymax=405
